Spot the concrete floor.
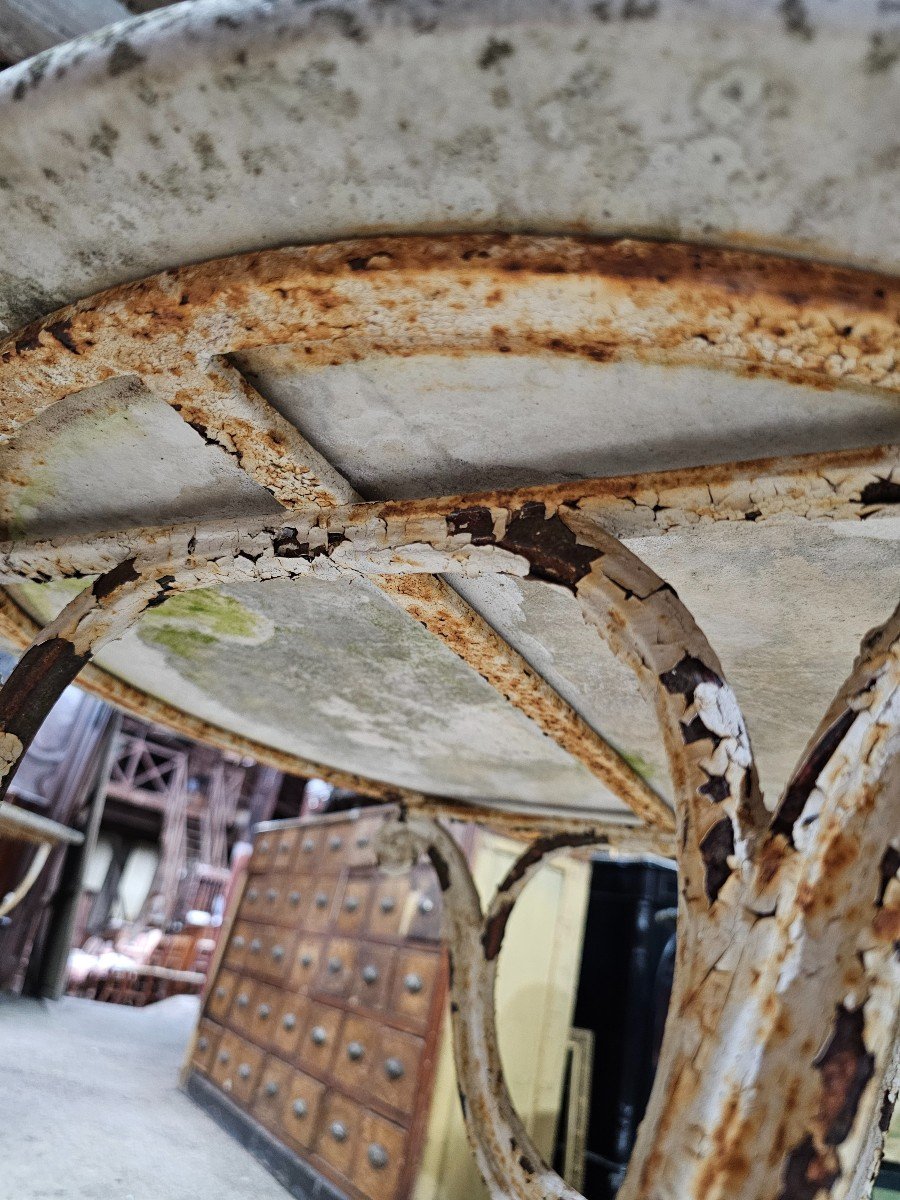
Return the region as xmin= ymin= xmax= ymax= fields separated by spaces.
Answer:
xmin=0 ymin=993 xmax=290 ymax=1200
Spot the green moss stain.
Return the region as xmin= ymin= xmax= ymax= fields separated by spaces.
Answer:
xmin=141 ymin=627 xmax=219 ymax=658
xmin=620 ymin=748 xmax=656 ymax=781
xmin=14 ymin=577 xmax=94 ymax=622
xmin=139 ymin=588 xmax=273 ymax=659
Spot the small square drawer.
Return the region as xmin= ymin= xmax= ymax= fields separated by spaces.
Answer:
xmin=305 ymin=880 xmax=338 ymax=933
xmin=211 ymin=1031 xmax=265 ymax=1106
xmin=206 ymin=968 xmax=239 ymax=1022
xmin=390 ymin=948 xmax=441 ymax=1029
xmin=246 ymin=924 xmax=295 ymax=984
xmin=243 ymin=928 xmax=267 ymax=972
xmin=375 ymin=1027 xmax=424 ymax=1116
xmin=246 ymin=982 xmax=282 ymax=1045
xmin=192 ymin=1018 xmax=222 ymax=1076
xmin=252 ymin=1055 xmax=294 ymax=1132
xmin=368 ymin=876 xmax=410 ymax=940
xmin=335 ymin=876 xmax=371 ymax=935
xmin=272 ymin=826 xmax=300 ymax=870
xmin=294 ymin=825 xmax=324 ymax=873
xmin=317 ymin=937 xmax=357 ymax=997
xmin=279 ymin=1069 xmax=326 ymax=1153
xmin=223 ymin=921 xmax=252 ymax=971
xmin=226 ymin=979 xmax=258 ymax=1036
xmin=262 ymin=928 xmax=296 ymax=983
xmin=298 ymin=1000 xmax=343 ymax=1075
xmin=353 ymin=1109 xmax=407 ymax=1200
xmin=289 ymin=935 xmax=324 ymax=991
xmin=346 ymin=814 xmax=382 ymax=868
xmin=272 ymin=992 xmax=309 ymax=1057
xmin=315 ymin=1092 xmax=362 ymax=1179
xmin=348 ymin=943 xmax=393 ymax=1012
xmin=242 ymin=878 xmax=285 ymax=922
xmin=322 ymin=822 xmax=351 ymax=864
xmin=248 ymin=831 xmax=277 ymax=874
xmin=331 ymin=1013 xmax=379 ymax=1093
xmin=277 ymin=883 xmax=308 ymax=927
xmin=406 ymin=866 xmax=442 ymax=942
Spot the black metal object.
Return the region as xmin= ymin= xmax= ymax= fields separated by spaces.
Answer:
xmin=563 ymin=856 xmax=677 ymax=1200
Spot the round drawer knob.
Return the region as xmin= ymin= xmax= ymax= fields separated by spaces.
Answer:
xmin=259 ymin=839 xmax=270 ymax=852
xmin=418 ymin=896 xmax=435 ymax=915
xmin=329 ymin=835 xmax=343 ymax=851
xmin=238 ymin=1063 xmax=252 ymax=1080
xmin=215 ymin=986 xmax=226 ymax=999
xmin=368 ymin=1143 xmax=389 ymax=1170
xmin=249 ymin=938 xmax=262 ymax=954
xmin=267 ymin=888 xmax=278 ymax=903
xmin=356 ymin=835 xmax=370 ymax=849
xmin=344 ymin=895 xmax=360 ymax=912
xmin=258 ymin=1004 xmax=271 ymax=1019
xmin=380 ymin=896 xmax=396 ymax=914
xmin=198 ymin=1037 xmax=208 ymax=1051
xmin=247 ymin=888 xmax=259 ymax=902
xmin=328 ymin=957 xmax=343 ymax=974
xmin=289 ymin=891 xmax=301 ymax=906
xmin=311 ymin=1025 xmax=327 ymax=1046
xmin=302 ymin=838 xmax=314 ymax=854
xmin=236 ymin=993 xmax=250 ymax=1008
xmin=404 ymin=973 xmax=423 ymax=994
xmin=293 ymin=1099 xmax=308 ymax=1119
xmin=271 ymin=945 xmax=285 ymax=961
xmin=300 ymin=952 xmax=313 ymax=968
xmin=315 ymin=893 xmax=328 ymax=909
xmin=282 ymin=1013 xmax=297 ymax=1031
xmin=218 ymin=1050 xmax=230 ymax=1064
xmin=361 ymin=964 xmax=379 ymax=984
xmin=330 ymin=1121 xmax=348 ymax=1142
xmin=233 ymin=936 xmax=245 ymax=950
xmin=347 ymin=1041 xmax=365 ymax=1062
xmin=265 ymin=1080 xmax=279 ymax=1097
xmin=385 ymin=1057 xmax=405 ymax=1081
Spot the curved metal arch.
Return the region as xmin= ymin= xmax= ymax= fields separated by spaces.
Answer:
xmin=1 ymin=235 xmax=899 ymax=441
xmin=2 ymin=234 xmax=897 ymax=823
xmin=0 ymin=233 xmax=894 ymax=1194
xmin=0 ymin=492 xmax=765 ymax=1195
xmin=372 ymin=601 xmax=899 ymax=1200
xmin=0 ymin=490 xmax=895 ymax=1200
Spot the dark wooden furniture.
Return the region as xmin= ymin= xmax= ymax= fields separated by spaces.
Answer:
xmin=186 ymin=806 xmax=447 ymax=1200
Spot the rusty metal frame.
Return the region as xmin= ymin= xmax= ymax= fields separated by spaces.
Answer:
xmin=0 ymin=235 xmax=897 ymax=1199
xmin=1 ymin=234 xmax=898 ymax=819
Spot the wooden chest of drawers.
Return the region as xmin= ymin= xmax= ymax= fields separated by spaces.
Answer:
xmin=186 ymin=807 xmax=447 ymax=1200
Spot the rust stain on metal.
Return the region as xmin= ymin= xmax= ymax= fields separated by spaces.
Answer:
xmin=1 ymin=234 xmax=899 ymax=441
xmin=0 ymin=232 xmax=897 ymax=1200
xmin=379 ymin=574 xmax=669 ymax=828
